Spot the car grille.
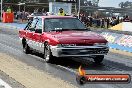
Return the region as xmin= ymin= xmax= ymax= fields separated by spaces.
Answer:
xmin=76 ymin=43 xmax=93 ymax=46
xmin=61 ymin=48 xmax=109 ymax=55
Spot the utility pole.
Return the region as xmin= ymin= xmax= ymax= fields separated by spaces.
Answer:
xmin=75 ymin=3 xmax=77 ymax=15
xmin=1 ymin=0 xmax=2 ymax=21
xmin=78 ymin=0 xmax=80 ymax=19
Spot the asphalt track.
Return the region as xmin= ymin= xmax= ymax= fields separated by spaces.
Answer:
xmin=0 ymin=28 xmax=132 ymax=88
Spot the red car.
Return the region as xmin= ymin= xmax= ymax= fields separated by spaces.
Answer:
xmin=19 ymin=16 xmax=109 ymax=63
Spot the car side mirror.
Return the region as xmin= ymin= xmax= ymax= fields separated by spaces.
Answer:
xmin=35 ymin=29 xmax=42 ymax=33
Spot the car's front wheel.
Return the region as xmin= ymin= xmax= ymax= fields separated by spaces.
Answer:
xmin=23 ymin=41 xmax=30 ymax=54
xmin=93 ymin=55 xmax=104 ymax=64
xmin=44 ymin=43 xmax=54 ymax=63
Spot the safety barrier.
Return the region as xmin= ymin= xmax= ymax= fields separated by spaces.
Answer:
xmin=100 ymin=32 xmax=132 ymax=53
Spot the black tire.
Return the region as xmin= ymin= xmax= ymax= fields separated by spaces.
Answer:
xmin=44 ymin=43 xmax=54 ymax=63
xmin=93 ymin=55 xmax=104 ymax=64
xmin=23 ymin=41 xmax=30 ymax=54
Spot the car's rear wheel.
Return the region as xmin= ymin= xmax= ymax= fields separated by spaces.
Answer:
xmin=93 ymin=55 xmax=104 ymax=64
xmin=44 ymin=43 xmax=54 ymax=63
xmin=23 ymin=41 xmax=30 ymax=54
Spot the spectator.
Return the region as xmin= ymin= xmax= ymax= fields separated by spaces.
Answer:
xmin=21 ymin=11 xmax=27 ymax=23
xmin=101 ymin=18 xmax=105 ymax=28
xmin=106 ymin=18 xmax=110 ymax=28
xmin=6 ymin=6 xmax=12 ymax=13
xmin=89 ymin=16 xmax=93 ymax=27
xmin=16 ymin=11 xmax=21 ymax=20
xmin=124 ymin=15 xmax=130 ymax=22
xmin=58 ymin=8 xmax=66 ymax=16
xmin=96 ymin=18 xmax=101 ymax=27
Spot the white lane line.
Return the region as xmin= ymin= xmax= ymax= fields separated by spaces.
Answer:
xmin=0 ymin=79 xmax=12 ymax=88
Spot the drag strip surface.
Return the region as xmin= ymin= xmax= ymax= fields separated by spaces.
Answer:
xmin=0 ymin=53 xmax=76 ymax=88
xmin=0 ymin=28 xmax=132 ymax=88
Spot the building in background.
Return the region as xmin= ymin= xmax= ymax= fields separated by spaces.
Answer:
xmin=3 ymin=0 xmax=49 ymax=12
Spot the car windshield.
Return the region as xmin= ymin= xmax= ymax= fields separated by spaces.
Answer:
xmin=44 ymin=18 xmax=88 ymax=32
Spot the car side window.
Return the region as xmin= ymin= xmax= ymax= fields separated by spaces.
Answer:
xmin=28 ymin=18 xmax=38 ymax=31
xmin=35 ymin=18 xmax=42 ymax=30
xmin=34 ymin=18 xmax=42 ymax=34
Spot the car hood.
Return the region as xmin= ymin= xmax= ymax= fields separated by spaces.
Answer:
xmin=46 ymin=31 xmax=107 ymax=44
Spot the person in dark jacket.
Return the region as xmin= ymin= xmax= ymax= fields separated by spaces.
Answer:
xmin=106 ymin=18 xmax=110 ymax=28
xmin=101 ymin=18 xmax=105 ymax=28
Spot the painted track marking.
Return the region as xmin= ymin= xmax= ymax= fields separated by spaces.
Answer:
xmin=0 ymin=79 xmax=12 ymax=88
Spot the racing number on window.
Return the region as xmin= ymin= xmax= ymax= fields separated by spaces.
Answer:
xmin=28 ymin=18 xmax=38 ymax=31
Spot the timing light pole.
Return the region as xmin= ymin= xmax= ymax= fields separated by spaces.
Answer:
xmin=78 ymin=0 xmax=80 ymax=19
xmin=1 ymin=0 xmax=2 ymax=21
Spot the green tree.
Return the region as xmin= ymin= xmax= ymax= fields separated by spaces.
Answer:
xmin=119 ymin=1 xmax=132 ymax=8
xmin=92 ymin=0 xmax=99 ymax=7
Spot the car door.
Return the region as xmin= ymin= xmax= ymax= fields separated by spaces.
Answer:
xmin=19 ymin=22 xmax=30 ymax=39
xmin=32 ymin=18 xmax=44 ymax=52
xmin=26 ymin=18 xmax=38 ymax=48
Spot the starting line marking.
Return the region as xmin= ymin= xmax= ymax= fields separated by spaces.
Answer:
xmin=0 ymin=79 xmax=12 ymax=88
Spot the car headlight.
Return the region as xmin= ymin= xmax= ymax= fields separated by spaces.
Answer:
xmin=94 ymin=43 xmax=108 ymax=46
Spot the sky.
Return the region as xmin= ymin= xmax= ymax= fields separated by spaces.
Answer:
xmin=98 ymin=0 xmax=131 ymax=8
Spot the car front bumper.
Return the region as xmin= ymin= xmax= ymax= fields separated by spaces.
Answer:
xmin=50 ymin=45 xmax=109 ymax=57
